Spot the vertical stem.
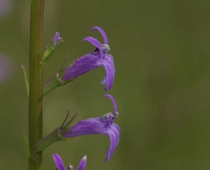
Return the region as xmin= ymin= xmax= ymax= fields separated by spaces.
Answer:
xmin=29 ymin=0 xmax=45 ymax=170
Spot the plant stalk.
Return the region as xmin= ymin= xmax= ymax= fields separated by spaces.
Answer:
xmin=29 ymin=0 xmax=45 ymax=169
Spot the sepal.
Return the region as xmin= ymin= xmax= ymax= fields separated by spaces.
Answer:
xmin=31 ymin=112 xmax=77 ymax=157
xmin=43 ymin=55 xmax=76 ymax=96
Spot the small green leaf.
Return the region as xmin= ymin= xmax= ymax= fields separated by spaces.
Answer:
xmin=20 ymin=126 xmax=30 ymax=158
xmin=21 ymin=64 xmax=29 ymax=96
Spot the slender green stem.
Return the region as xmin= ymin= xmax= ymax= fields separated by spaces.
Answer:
xmin=29 ymin=0 xmax=45 ymax=170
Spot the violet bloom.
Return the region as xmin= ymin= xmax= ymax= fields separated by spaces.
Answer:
xmin=63 ymin=94 xmax=120 ymax=162
xmin=53 ymin=153 xmax=87 ymax=170
xmin=61 ymin=26 xmax=115 ymax=91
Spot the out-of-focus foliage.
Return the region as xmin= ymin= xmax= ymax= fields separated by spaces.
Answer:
xmin=1 ymin=0 xmax=210 ymax=169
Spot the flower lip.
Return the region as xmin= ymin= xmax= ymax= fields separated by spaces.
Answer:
xmin=90 ymin=26 xmax=108 ymax=44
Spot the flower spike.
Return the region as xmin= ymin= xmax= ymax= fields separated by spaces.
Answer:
xmin=90 ymin=26 xmax=108 ymax=44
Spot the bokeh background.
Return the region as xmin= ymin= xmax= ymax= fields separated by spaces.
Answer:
xmin=1 ymin=0 xmax=210 ymax=169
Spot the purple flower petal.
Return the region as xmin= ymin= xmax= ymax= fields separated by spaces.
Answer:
xmin=105 ymin=124 xmax=120 ymax=162
xmin=61 ymin=52 xmax=101 ymax=81
xmin=82 ymin=37 xmax=102 ymax=54
xmin=104 ymin=94 xmax=118 ymax=115
xmin=63 ymin=116 xmax=120 ymax=162
xmin=78 ymin=155 xmax=87 ymax=170
xmin=100 ymin=54 xmax=115 ymax=91
xmin=61 ymin=52 xmax=115 ymax=90
xmin=90 ymin=26 xmax=108 ymax=44
xmin=53 ymin=153 xmax=65 ymax=170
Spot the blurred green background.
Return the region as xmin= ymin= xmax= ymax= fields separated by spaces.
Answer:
xmin=1 ymin=0 xmax=210 ymax=169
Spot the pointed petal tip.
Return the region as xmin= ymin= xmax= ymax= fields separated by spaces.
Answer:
xmin=104 ymin=94 xmax=118 ymax=114
xmin=83 ymin=155 xmax=87 ymax=160
xmin=78 ymin=155 xmax=87 ymax=170
xmin=53 ymin=153 xmax=65 ymax=170
xmin=90 ymin=26 xmax=108 ymax=44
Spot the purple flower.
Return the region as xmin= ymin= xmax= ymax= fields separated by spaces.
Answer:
xmin=61 ymin=26 xmax=115 ymax=91
xmin=63 ymin=94 xmax=120 ymax=162
xmin=53 ymin=153 xmax=87 ymax=170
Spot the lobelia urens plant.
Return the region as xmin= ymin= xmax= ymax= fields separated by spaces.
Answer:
xmin=24 ymin=1 xmax=120 ymax=169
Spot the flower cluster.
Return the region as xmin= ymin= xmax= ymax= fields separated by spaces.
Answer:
xmin=37 ymin=26 xmax=120 ymax=169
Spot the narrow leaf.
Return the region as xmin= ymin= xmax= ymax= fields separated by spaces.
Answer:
xmin=20 ymin=126 xmax=30 ymax=158
xmin=21 ymin=64 xmax=29 ymax=95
